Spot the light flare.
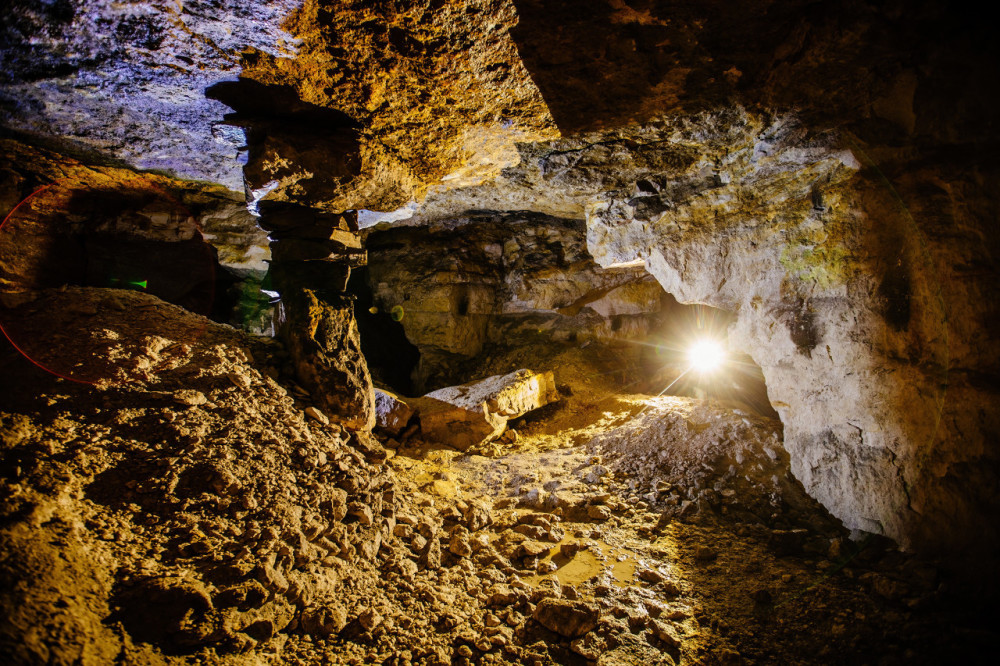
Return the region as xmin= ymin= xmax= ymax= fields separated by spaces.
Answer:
xmin=687 ymin=339 xmax=725 ymax=373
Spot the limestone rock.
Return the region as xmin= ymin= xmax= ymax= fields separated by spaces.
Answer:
xmin=281 ymin=290 xmax=375 ymax=431
xmin=582 ymin=113 xmax=1000 ymax=553
xmin=300 ymin=606 xmax=349 ymax=637
xmin=363 ymin=215 xmax=667 ymax=391
xmin=374 ymin=389 xmax=415 ymax=436
xmin=415 ymin=369 xmax=558 ymax=451
xmin=532 ymin=598 xmax=600 ymax=639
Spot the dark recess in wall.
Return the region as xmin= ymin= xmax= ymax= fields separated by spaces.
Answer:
xmin=347 ymin=266 xmax=420 ymax=395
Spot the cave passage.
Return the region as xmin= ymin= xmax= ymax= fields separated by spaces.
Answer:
xmin=2 ymin=1 xmax=997 ymax=663
xmin=348 ymin=265 xmax=421 ymax=395
xmin=640 ymin=295 xmax=779 ymax=419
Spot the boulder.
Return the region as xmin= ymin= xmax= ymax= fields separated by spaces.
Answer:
xmin=374 ymin=389 xmax=416 ymax=436
xmin=414 ymin=369 xmax=558 ymax=451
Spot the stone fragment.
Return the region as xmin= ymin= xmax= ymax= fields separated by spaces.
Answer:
xmin=374 ymin=388 xmax=415 ymax=436
xmin=327 ymin=489 xmax=349 ymax=522
xmin=587 ymin=505 xmax=612 ymax=521
xmin=650 ymin=620 xmax=683 ymax=648
xmin=637 ymin=568 xmax=663 ymax=584
xmin=419 ymin=537 xmax=442 ymax=570
xmin=300 ymin=606 xmax=348 ymax=637
xmin=570 ymin=633 xmax=605 ymax=660
xmin=173 ymin=390 xmax=207 ymax=406
xmin=449 ymin=527 xmax=472 ymax=558
xmin=305 ymin=406 xmax=329 ymax=425
xmin=518 ymin=541 xmax=551 ymax=559
xmin=414 ymin=369 xmax=559 ymax=451
xmin=358 ymin=608 xmax=383 ymax=631
xmin=347 ymin=502 xmax=374 ymax=526
xmin=533 ymin=598 xmax=600 ymax=639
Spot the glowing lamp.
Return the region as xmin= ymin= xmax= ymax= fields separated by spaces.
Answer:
xmin=687 ymin=339 xmax=725 ymax=373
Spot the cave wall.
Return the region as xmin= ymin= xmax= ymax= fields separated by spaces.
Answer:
xmin=585 ymin=115 xmax=1000 ymax=553
xmin=0 ymin=138 xmax=272 ymax=330
xmin=364 ymin=214 xmax=668 ymax=392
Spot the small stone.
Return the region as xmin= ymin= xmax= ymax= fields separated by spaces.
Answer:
xmin=347 ymin=502 xmax=373 ymax=526
xmin=300 ymin=606 xmax=348 ymax=636
xmin=694 ymin=545 xmax=717 ymax=561
xmin=305 ymin=406 xmax=329 ymax=425
xmin=519 ymin=541 xmax=551 ymax=558
xmin=586 ymin=505 xmax=612 ymax=521
xmin=570 ymin=634 xmax=604 ymax=660
xmin=533 ymin=598 xmax=600 ymax=639
xmin=537 ymin=560 xmax=557 ymax=574
xmin=358 ymin=608 xmax=383 ymax=631
xmin=449 ymin=528 xmax=473 ymax=557
xmin=650 ymin=620 xmax=682 ymax=648
xmin=173 ymin=390 xmax=207 ymax=406
xmin=637 ymin=568 xmax=663 ymax=584
xmin=419 ymin=537 xmax=442 ymax=570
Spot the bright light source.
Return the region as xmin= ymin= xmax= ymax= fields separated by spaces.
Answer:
xmin=688 ymin=339 xmax=725 ymax=372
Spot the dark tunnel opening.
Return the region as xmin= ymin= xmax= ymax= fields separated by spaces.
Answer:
xmin=347 ymin=265 xmax=421 ymax=396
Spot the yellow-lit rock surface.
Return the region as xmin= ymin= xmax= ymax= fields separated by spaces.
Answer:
xmin=415 ymin=368 xmax=558 ymax=450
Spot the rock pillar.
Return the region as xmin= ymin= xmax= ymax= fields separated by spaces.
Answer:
xmin=260 ymin=201 xmax=375 ymax=431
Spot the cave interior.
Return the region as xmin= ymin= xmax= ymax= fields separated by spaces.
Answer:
xmin=1 ymin=1 xmax=998 ymax=664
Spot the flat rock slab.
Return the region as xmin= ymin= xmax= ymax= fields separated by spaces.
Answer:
xmin=415 ymin=369 xmax=558 ymax=451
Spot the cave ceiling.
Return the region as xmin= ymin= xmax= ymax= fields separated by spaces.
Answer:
xmin=3 ymin=1 xmax=995 ymax=216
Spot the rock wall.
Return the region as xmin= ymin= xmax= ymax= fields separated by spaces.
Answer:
xmin=585 ymin=114 xmax=1000 ymax=554
xmin=364 ymin=214 xmax=669 ymax=391
xmin=0 ymin=138 xmax=272 ymax=330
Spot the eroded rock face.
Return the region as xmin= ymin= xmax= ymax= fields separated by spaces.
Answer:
xmin=365 ymin=214 xmax=668 ymax=391
xmin=281 ymin=289 xmax=376 ymax=431
xmin=584 ymin=114 xmax=1000 ymax=554
xmin=237 ymin=0 xmax=557 ymax=210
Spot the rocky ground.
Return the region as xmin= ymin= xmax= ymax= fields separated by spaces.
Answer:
xmin=1 ymin=287 xmax=995 ymax=665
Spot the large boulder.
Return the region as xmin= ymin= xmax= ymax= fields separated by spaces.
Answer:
xmin=414 ymin=369 xmax=559 ymax=450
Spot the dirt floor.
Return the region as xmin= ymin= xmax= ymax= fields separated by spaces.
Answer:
xmin=1 ymin=287 xmax=996 ymax=665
